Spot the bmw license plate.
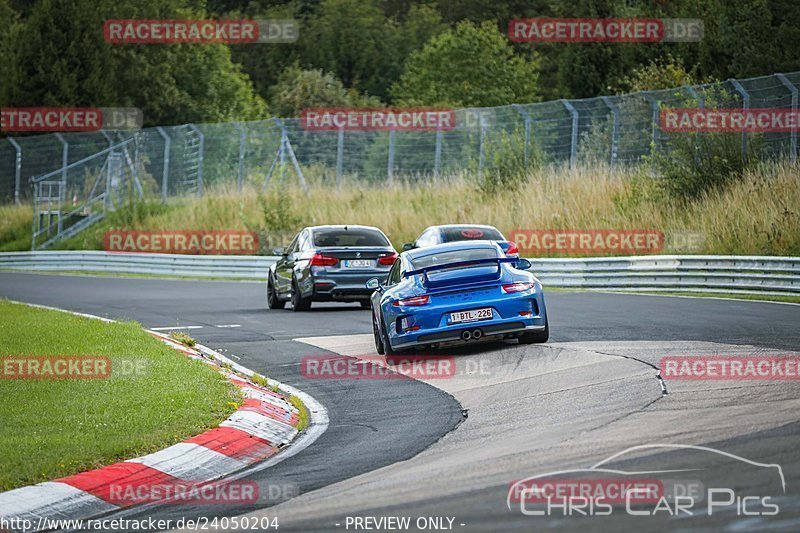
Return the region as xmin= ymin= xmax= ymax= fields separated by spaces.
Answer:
xmin=344 ymin=259 xmax=372 ymax=268
xmin=449 ymin=308 xmax=492 ymax=323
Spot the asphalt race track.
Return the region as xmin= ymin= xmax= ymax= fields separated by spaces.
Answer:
xmin=2 ymin=272 xmax=799 ymax=532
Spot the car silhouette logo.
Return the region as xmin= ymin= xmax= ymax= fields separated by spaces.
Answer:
xmin=461 ymin=229 xmax=484 ymax=238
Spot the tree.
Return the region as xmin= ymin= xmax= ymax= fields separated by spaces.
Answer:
xmin=301 ymin=0 xmax=394 ymax=100
xmin=391 ymin=21 xmax=540 ymax=107
xmin=0 ymin=0 xmax=20 ymax=105
xmin=4 ymin=0 xmax=266 ymax=125
xmin=610 ymin=56 xmax=702 ymax=94
xmin=268 ymin=64 xmax=380 ymax=117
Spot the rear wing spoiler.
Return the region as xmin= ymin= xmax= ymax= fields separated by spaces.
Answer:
xmin=403 ymin=256 xmax=517 ymax=281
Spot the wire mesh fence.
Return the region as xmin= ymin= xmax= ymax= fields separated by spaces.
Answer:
xmin=1 ymin=71 xmax=798 ymax=205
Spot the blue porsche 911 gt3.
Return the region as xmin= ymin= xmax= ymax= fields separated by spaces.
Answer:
xmin=366 ymin=241 xmax=548 ymax=354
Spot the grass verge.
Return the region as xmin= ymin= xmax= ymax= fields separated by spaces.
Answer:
xmin=0 ymin=300 xmax=240 ymax=492
xmin=288 ymin=395 xmax=309 ymax=432
xmin=3 ymin=161 xmax=798 ymax=256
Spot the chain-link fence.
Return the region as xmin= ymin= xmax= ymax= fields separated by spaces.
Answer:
xmin=2 ymin=71 xmax=798 ymax=205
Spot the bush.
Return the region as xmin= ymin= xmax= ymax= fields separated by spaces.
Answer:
xmin=653 ymin=130 xmax=763 ymax=200
xmin=476 ymin=128 xmax=539 ymax=194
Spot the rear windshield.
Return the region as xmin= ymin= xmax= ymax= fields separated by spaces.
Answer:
xmin=440 ymin=226 xmax=504 ymax=242
xmin=411 ymin=247 xmax=498 ymax=270
xmin=312 ymin=228 xmax=389 ymax=247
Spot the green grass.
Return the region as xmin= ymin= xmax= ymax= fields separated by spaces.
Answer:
xmin=288 ymin=394 xmax=309 ymax=432
xmin=2 ymin=161 xmax=799 ymax=257
xmin=0 ymin=300 xmax=240 ymax=492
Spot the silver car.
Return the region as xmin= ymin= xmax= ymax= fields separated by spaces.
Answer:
xmin=267 ymin=225 xmax=397 ymax=311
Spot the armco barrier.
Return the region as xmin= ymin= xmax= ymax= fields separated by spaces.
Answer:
xmin=0 ymin=251 xmax=277 ymax=279
xmin=1 ymin=252 xmax=799 ymax=296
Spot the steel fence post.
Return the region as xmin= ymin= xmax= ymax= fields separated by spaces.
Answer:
xmin=729 ymin=79 xmax=750 ymax=160
xmin=776 ymin=73 xmax=798 ymax=163
xmin=683 ymin=85 xmax=704 ymax=162
xmin=156 ymin=127 xmax=171 ymax=202
xmin=187 ymin=124 xmax=204 ymax=197
xmin=477 ymin=111 xmax=488 ymax=176
xmin=561 ymin=100 xmax=579 ymax=168
xmin=512 ymin=104 xmax=532 ymax=168
xmin=434 ymin=127 xmax=442 ymax=179
xmin=642 ymin=92 xmax=660 ymax=166
xmin=683 ymin=85 xmax=704 ymax=108
xmin=387 ymin=129 xmax=395 ymax=183
xmin=233 ymin=122 xmax=246 ymax=193
xmin=336 ymin=126 xmax=344 ymax=186
xmin=8 ymin=138 xmax=22 ymax=205
xmin=601 ymin=97 xmax=619 ymax=165
xmin=54 ymin=133 xmax=68 ymax=233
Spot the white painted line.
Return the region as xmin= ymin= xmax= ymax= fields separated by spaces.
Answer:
xmin=150 ymin=325 xmax=204 ymax=331
xmin=216 ymin=324 xmax=242 ymax=328
xmin=589 ymin=290 xmax=800 ymax=307
xmin=0 ymin=481 xmax=117 ymax=521
xmin=6 ymin=300 xmax=115 ymax=322
xmin=127 ymin=442 xmax=247 ymax=481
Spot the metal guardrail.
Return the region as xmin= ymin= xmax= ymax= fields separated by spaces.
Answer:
xmin=0 ymin=252 xmax=799 ymax=296
xmin=0 ymin=251 xmax=278 ymax=279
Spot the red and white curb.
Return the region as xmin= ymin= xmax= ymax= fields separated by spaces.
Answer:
xmin=0 ymin=302 xmax=328 ymax=529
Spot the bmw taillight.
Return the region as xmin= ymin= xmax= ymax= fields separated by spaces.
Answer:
xmin=392 ymin=295 xmax=430 ymax=306
xmin=309 ymin=253 xmax=338 ymax=267
xmin=378 ymin=252 xmax=398 ymax=266
xmin=505 ymin=241 xmax=519 ymax=256
xmin=501 ymin=282 xmax=534 ymax=293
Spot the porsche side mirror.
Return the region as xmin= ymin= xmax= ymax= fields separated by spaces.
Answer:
xmin=516 ymin=258 xmax=532 ymax=270
xmin=402 ymin=243 xmax=414 ymax=251
xmin=366 ymin=278 xmax=381 ymax=291
xmin=273 ymin=247 xmax=286 ymax=256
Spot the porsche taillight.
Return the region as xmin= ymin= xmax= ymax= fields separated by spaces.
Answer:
xmin=501 ymin=282 xmax=534 ymax=293
xmin=392 ymin=295 xmax=430 ymax=306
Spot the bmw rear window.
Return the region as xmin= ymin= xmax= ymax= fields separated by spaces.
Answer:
xmin=411 ymin=248 xmax=498 ymax=270
xmin=312 ymin=228 xmax=390 ymax=247
xmin=440 ymin=226 xmax=504 ymax=242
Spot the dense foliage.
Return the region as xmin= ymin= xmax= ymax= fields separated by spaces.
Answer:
xmin=1 ymin=0 xmax=798 ymax=125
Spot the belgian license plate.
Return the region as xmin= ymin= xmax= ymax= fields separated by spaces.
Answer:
xmin=345 ymin=259 xmax=372 ymax=268
xmin=449 ymin=308 xmax=492 ymax=324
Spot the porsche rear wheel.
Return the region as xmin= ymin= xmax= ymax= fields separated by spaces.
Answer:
xmin=379 ymin=315 xmax=399 ymax=355
xmin=372 ymin=308 xmax=385 ymax=355
xmin=519 ymin=319 xmax=549 ymax=344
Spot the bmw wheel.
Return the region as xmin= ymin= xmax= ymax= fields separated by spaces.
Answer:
xmin=291 ymin=279 xmax=312 ymax=312
xmin=267 ymin=276 xmax=285 ymax=310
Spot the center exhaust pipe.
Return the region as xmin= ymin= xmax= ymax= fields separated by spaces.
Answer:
xmin=472 ymin=328 xmax=483 ymax=340
xmin=461 ymin=330 xmax=472 ymax=341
